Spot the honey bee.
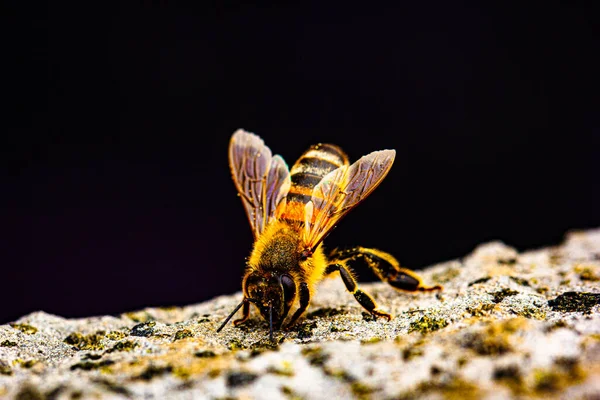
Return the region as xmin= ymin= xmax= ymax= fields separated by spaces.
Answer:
xmin=217 ymin=129 xmax=442 ymax=340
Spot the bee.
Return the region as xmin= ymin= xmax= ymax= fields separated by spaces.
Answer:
xmin=217 ymin=129 xmax=442 ymax=340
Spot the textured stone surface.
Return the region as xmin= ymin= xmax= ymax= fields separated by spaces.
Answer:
xmin=1 ymin=229 xmax=599 ymax=399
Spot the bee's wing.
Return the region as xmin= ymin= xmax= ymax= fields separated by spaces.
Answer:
xmin=303 ymin=149 xmax=396 ymax=250
xmin=229 ymin=129 xmax=291 ymax=237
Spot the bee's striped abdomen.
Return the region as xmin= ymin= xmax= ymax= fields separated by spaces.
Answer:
xmin=280 ymin=143 xmax=348 ymax=223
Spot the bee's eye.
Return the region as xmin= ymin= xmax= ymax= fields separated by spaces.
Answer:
xmin=280 ymin=274 xmax=296 ymax=301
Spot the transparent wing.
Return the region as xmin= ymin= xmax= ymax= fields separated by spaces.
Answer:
xmin=229 ymin=129 xmax=291 ymax=237
xmin=303 ymin=150 xmax=396 ymax=249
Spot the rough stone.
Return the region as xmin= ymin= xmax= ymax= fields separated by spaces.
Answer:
xmin=1 ymin=229 xmax=599 ymax=399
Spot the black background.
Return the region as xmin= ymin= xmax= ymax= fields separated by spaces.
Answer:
xmin=4 ymin=3 xmax=599 ymax=324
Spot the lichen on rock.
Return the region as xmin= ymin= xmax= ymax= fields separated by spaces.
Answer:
xmin=1 ymin=229 xmax=599 ymax=399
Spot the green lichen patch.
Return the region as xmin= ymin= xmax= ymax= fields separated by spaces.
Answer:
xmin=307 ymin=307 xmax=345 ymax=319
xmin=301 ymin=346 xmax=330 ymax=367
xmin=0 ymin=340 xmax=17 ymax=347
xmin=15 ymin=359 xmax=38 ymax=369
xmin=9 ymin=323 xmax=38 ymax=335
xmin=105 ymin=331 xmax=127 ymax=341
xmin=129 ymin=321 xmax=156 ymax=337
xmin=456 ymin=356 xmax=469 ymax=368
xmin=172 ymin=366 xmax=193 ymax=380
xmin=43 ymin=385 xmax=68 ymax=400
xmin=281 ymin=385 xmax=302 ymax=400
xmin=232 ymin=318 xmax=263 ymax=333
xmin=64 ymin=331 xmax=106 ymax=351
xmin=402 ymin=346 xmax=425 ymax=361
xmin=548 ymin=252 xmax=562 ymax=265
xmin=491 ymin=289 xmax=519 ymax=303
xmin=544 ymin=320 xmax=569 ymax=332
xmin=174 ymin=329 xmax=193 ymax=341
xmin=493 ymin=364 xmax=523 ymax=394
xmin=123 ymin=311 xmax=155 ymax=323
xmin=81 ymin=353 xmax=103 ymax=361
xmin=226 ymin=371 xmax=258 ymax=387
xmin=535 ymin=286 xmax=549 ymax=294
xmin=227 ymin=338 xmax=245 ymax=351
xmin=463 ymin=318 xmax=525 ymax=356
xmin=466 ymin=302 xmax=495 ymax=317
xmin=468 ymin=276 xmax=492 ymax=286
xmin=325 ymin=368 xmax=355 ymax=383
xmin=512 ymin=305 xmax=547 ymax=320
xmin=266 ymin=361 xmax=295 ymax=376
xmin=249 ymin=337 xmax=281 ymax=352
xmin=350 ymin=381 xmax=375 ymax=399
xmin=509 ymin=276 xmax=530 ymax=286
xmin=399 ymin=377 xmax=480 ymax=400
xmin=408 ymin=315 xmax=448 ymax=334
xmin=194 ymin=350 xmax=216 ymax=358
xmin=92 ymin=378 xmax=132 ymax=397
xmin=360 ymin=337 xmax=382 ymax=345
xmin=135 ymin=364 xmax=174 ymax=381
xmin=70 ymin=359 xmax=115 ymax=371
xmin=574 ymin=264 xmax=600 ymax=281
xmin=14 ymin=385 xmax=44 ymax=400
xmin=548 ymin=291 xmax=600 ymax=314
xmin=0 ymin=360 xmax=12 ymax=376
xmin=329 ymin=324 xmax=347 ymax=333
xmin=432 ymin=267 xmax=460 ymax=284
xmin=296 ymin=321 xmax=317 ymax=339
xmin=245 ymin=348 xmax=267 ymax=359
xmin=533 ymin=357 xmax=587 ymax=394
xmin=106 ymin=340 xmax=138 ymax=353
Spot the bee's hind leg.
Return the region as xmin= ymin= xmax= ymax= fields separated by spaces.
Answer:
xmin=330 ymin=247 xmax=443 ymax=293
xmin=325 ymin=262 xmax=392 ymax=320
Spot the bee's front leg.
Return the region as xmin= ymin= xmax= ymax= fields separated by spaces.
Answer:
xmin=233 ymin=300 xmax=250 ymax=326
xmin=284 ymin=282 xmax=310 ymax=329
xmin=325 ymin=262 xmax=392 ymax=320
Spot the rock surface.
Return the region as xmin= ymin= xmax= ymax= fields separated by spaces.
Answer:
xmin=2 ymin=229 xmax=600 ymax=399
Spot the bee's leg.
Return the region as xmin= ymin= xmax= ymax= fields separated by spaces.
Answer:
xmin=284 ymin=282 xmax=310 ymax=329
xmin=325 ymin=262 xmax=392 ymax=320
xmin=330 ymin=247 xmax=443 ymax=292
xmin=233 ymin=300 xmax=250 ymax=326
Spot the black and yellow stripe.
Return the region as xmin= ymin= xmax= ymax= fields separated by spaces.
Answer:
xmin=283 ymin=143 xmax=349 ymax=218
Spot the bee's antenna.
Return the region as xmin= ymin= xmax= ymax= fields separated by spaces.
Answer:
xmin=216 ymin=299 xmax=247 ymax=333
xmin=269 ymin=304 xmax=274 ymax=342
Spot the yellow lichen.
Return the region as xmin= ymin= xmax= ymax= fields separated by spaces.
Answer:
xmin=64 ymin=331 xmax=106 ymax=351
xmin=432 ymin=267 xmax=460 ymax=284
xmin=123 ymin=311 xmax=155 ymax=323
xmin=9 ymin=323 xmax=38 ymax=335
xmin=532 ymin=357 xmax=587 ymax=395
xmin=464 ymin=318 xmax=527 ymax=356
xmin=408 ymin=315 xmax=449 ymax=334
xmin=266 ymin=361 xmax=295 ymax=377
xmin=574 ymin=264 xmax=600 ymax=281
xmin=106 ymin=331 xmax=127 ymax=341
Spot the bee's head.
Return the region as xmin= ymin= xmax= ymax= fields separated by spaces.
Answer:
xmin=216 ymin=272 xmax=298 ymax=341
xmin=244 ymin=272 xmax=296 ymax=331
